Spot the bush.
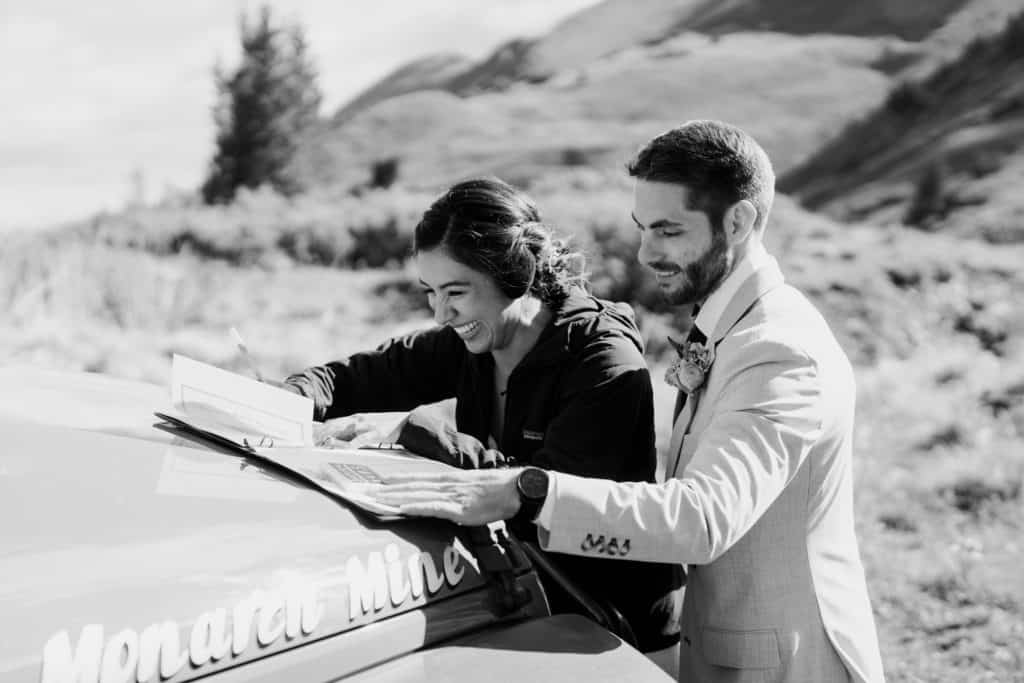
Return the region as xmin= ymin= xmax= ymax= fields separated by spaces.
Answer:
xmin=368 ymin=158 xmax=401 ymax=189
xmin=80 ymin=187 xmax=430 ymax=270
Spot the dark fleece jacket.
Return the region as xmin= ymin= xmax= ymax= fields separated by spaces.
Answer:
xmin=286 ymin=289 xmax=682 ymax=650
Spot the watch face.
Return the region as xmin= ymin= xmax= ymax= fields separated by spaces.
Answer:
xmin=518 ymin=467 xmax=548 ymax=499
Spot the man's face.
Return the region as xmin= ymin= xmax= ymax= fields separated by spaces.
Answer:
xmin=632 ymin=179 xmax=731 ymax=306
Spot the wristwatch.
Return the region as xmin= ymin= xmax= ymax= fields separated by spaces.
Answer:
xmin=514 ymin=467 xmax=549 ymax=523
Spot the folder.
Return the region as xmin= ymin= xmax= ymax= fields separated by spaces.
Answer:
xmin=159 ymin=354 xmax=315 ymax=451
xmin=153 ymin=354 xmax=452 ymax=520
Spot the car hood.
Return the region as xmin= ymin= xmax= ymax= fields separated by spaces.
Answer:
xmin=0 ymin=368 xmax=497 ymax=682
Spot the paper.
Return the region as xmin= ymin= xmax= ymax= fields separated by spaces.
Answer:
xmin=154 ymin=355 xmax=455 ymax=520
xmin=168 ymin=354 xmax=315 ymax=448
xmin=252 ymin=446 xmax=432 ymax=517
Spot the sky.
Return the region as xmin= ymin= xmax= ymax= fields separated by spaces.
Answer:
xmin=0 ymin=0 xmax=600 ymax=232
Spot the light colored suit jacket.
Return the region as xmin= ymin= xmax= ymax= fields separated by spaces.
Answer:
xmin=539 ymin=257 xmax=884 ymax=682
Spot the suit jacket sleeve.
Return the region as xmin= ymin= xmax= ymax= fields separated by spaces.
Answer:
xmin=283 ymin=327 xmax=462 ymax=421
xmin=539 ymin=338 xmax=824 ymax=565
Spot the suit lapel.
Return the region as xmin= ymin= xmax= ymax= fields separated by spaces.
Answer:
xmin=667 ymin=257 xmax=787 ymax=478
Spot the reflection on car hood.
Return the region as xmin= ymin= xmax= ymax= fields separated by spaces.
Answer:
xmin=0 ymin=368 xmax=492 ymax=683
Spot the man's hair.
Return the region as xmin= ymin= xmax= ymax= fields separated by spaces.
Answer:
xmin=413 ymin=177 xmax=586 ymax=310
xmin=627 ymin=120 xmax=776 ymax=232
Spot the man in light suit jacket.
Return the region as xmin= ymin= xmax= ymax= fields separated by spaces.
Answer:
xmin=372 ymin=120 xmax=885 ymax=683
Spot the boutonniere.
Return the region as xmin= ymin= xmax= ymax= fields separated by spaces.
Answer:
xmin=665 ymin=335 xmax=714 ymax=393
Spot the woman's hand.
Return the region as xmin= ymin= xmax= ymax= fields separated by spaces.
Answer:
xmin=264 ymin=378 xmax=303 ymax=394
xmin=314 ymin=416 xmax=380 ymax=448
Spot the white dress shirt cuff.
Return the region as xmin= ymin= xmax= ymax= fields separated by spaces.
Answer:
xmin=534 ymin=471 xmax=558 ymax=533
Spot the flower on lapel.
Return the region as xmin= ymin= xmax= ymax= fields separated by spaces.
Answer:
xmin=664 ymin=335 xmax=714 ymax=394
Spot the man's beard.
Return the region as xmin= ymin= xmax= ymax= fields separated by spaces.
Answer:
xmin=661 ymin=228 xmax=731 ymax=306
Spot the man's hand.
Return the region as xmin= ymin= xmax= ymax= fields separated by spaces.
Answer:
xmin=368 ymin=469 xmax=522 ymax=526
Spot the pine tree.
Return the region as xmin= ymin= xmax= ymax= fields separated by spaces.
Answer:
xmin=904 ymin=161 xmax=948 ymax=230
xmin=201 ymin=5 xmax=322 ymax=204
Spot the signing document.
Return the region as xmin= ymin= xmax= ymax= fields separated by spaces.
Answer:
xmin=155 ymin=354 xmax=451 ymax=519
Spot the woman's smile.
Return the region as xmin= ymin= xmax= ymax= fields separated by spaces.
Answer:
xmin=453 ymin=320 xmax=483 ymax=339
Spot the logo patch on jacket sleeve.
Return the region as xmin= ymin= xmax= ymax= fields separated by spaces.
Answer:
xmin=522 ymin=430 xmax=544 ymax=441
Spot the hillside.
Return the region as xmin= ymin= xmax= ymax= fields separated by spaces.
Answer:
xmin=681 ymin=0 xmax=971 ymax=41
xmin=332 ymin=54 xmax=474 ymax=124
xmin=335 ymin=0 xmax=991 ymax=119
xmin=297 ymin=32 xmax=899 ymax=192
xmin=779 ymin=9 xmax=1024 ymax=242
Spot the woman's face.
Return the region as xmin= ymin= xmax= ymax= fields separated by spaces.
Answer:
xmin=415 ymin=247 xmax=523 ymax=355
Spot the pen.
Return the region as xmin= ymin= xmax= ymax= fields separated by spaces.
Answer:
xmin=229 ymin=327 xmax=265 ymax=382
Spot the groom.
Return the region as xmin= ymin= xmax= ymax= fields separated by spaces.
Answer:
xmin=372 ymin=120 xmax=885 ymax=683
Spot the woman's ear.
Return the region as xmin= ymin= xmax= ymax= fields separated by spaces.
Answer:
xmin=724 ymin=200 xmax=757 ymax=244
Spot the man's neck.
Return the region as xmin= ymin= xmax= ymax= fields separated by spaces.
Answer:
xmin=693 ymin=236 xmax=768 ymax=336
xmin=696 ymin=237 xmax=755 ymax=309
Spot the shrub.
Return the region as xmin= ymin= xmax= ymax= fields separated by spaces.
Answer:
xmin=368 ymin=158 xmax=401 ymax=189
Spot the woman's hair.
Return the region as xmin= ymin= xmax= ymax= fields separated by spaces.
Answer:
xmin=413 ymin=177 xmax=586 ymax=309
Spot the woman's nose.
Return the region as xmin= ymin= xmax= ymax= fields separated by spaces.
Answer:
xmin=433 ymin=300 xmax=453 ymax=325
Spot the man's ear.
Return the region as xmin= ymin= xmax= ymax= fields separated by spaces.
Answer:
xmin=724 ymin=200 xmax=757 ymax=243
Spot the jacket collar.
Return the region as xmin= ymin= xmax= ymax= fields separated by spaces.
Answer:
xmin=708 ymin=254 xmax=786 ymax=344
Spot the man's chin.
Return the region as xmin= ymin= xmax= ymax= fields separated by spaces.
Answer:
xmin=660 ymin=286 xmax=698 ymax=307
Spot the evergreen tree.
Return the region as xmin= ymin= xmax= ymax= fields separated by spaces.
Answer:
xmin=904 ymin=161 xmax=948 ymax=230
xmin=201 ymin=5 xmax=322 ymax=204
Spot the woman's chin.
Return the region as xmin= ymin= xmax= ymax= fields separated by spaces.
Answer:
xmin=460 ymin=332 xmax=491 ymax=355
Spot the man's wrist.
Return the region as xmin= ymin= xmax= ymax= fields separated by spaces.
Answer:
xmin=513 ymin=467 xmax=549 ymax=523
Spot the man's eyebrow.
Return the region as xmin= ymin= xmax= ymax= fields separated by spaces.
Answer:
xmin=631 ymin=213 xmax=682 ymax=230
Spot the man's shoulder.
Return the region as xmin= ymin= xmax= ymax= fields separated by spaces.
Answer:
xmin=720 ymin=283 xmax=851 ymax=375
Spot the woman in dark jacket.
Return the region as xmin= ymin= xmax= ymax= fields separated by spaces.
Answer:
xmin=283 ymin=177 xmax=682 ymax=655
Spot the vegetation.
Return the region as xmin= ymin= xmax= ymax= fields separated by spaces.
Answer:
xmin=905 ymin=162 xmax=950 ymax=228
xmin=201 ymin=5 xmax=322 ymax=204
xmin=780 ymin=7 xmax=1024 ymax=232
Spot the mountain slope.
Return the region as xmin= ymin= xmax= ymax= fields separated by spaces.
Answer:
xmin=298 ymin=32 xmax=898 ymax=193
xmin=779 ymin=10 xmax=1024 ymax=241
xmin=337 ymin=0 xmax=983 ymax=120
xmin=682 ymin=0 xmax=971 ymax=40
xmin=332 ymin=54 xmax=474 ymax=124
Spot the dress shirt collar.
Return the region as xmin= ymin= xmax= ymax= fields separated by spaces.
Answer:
xmin=693 ymin=239 xmax=771 ymax=340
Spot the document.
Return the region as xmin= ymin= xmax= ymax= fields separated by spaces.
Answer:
xmin=153 ymin=354 xmax=452 ymax=520
xmin=253 ymin=446 xmax=453 ymax=519
xmin=161 ymin=354 xmax=315 ymax=450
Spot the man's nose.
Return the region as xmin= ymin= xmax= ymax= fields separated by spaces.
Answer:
xmin=637 ymin=232 xmax=658 ymax=267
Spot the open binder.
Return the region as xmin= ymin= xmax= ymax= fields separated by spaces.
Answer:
xmin=154 ymin=354 xmax=450 ymax=520
xmin=158 ymin=354 xmax=315 ymax=450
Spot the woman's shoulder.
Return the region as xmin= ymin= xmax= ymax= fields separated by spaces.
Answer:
xmin=555 ymin=292 xmax=646 ymax=367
